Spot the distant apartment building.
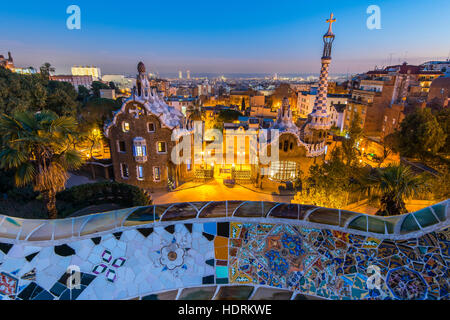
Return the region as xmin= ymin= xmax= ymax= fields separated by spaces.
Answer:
xmin=166 ymin=96 xmax=197 ymax=115
xmin=343 ymin=80 xmax=393 ymax=137
xmin=290 ymin=83 xmax=313 ymax=92
xmin=100 ymin=89 xmax=116 ymax=100
xmin=14 ymin=67 xmax=37 ymax=75
xmin=0 ymin=52 xmax=14 ymax=70
xmin=72 ymin=65 xmax=102 ymax=81
xmin=371 ymin=63 xmax=443 ymax=93
xmin=341 ymin=63 xmax=440 ymax=139
xmin=332 ymin=103 xmax=347 ymax=132
xmin=176 ymin=85 xmax=197 ymax=97
xmin=49 ymin=75 xmax=93 ymax=90
xmin=247 ymin=105 xmax=278 ymax=119
xmin=249 ymin=95 xmax=265 ymax=107
xmin=381 ymin=104 xmax=405 ymax=138
xmin=297 ymin=91 xmax=349 ymax=117
xmin=229 ymin=89 xmax=260 ymax=110
xmin=297 ymin=91 xmax=349 ymax=128
xmin=149 ymin=79 xmax=170 ymax=96
xmin=168 ymin=86 xmax=178 ymax=96
xmin=427 ymin=77 xmax=450 ymax=109
xmin=197 ymin=81 xmax=212 ymax=96
xmin=102 ymin=74 xmax=135 ymax=90
xmin=421 ymin=60 xmax=450 ymax=76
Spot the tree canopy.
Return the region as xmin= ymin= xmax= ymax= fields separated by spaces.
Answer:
xmin=0 ymin=67 xmax=79 ymax=116
xmin=397 ymin=108 xmax=446 ymax=159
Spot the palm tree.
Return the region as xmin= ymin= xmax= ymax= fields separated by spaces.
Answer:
xmin=0 ymin=110 xmax=84 ymax=219
xmin=40 ymin=62 xmax=55 ymax=80
xmin=359 ymin=164 xmax=427 ymax=216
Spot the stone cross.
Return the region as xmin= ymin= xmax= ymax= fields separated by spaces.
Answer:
xmin=326 ymin=13 xmax=336 ymax=31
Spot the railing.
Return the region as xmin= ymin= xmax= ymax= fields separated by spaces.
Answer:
xmin=0 ymin=199 xmax=447 ymax=243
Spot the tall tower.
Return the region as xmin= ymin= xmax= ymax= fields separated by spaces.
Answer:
xmin=308 ymin=13 xmax=336 ymax=129
xmin=301 ymin=14 xmax=336 ymax=156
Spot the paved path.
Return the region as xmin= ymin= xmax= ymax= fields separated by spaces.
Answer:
xmin=65 ymin=173 xmax=100 ymax=188
xmin=152 ymin=179 xmax=295 ymax=204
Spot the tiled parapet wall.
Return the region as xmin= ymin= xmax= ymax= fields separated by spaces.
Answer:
xmin=0 ymin=200 xmax=448 ymax=300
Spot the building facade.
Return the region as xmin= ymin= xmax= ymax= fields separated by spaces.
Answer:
xmin=71 ymin=65 xmax=102 ymax=81
xmin=49 ymin=75 xmax=93 ymax=90
xmin=105 ymin=62 xmax=192 ymax=191
xmin=0 ymin=52 xmax=14 ymax=70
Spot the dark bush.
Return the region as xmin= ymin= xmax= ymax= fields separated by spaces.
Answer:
xmin=57 ymin=181 xmax=152 ymax=214
xmin=7 ymin=186 xmax=39 ymax=202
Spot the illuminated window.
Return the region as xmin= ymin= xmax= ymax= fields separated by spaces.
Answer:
xmin=269 ymin=161 xmax=297 ymax=182
xmin=187 ymin=159 xmax=192 ymax=171
xmin=157 ymin=142 xmax=167 ymax=154
xmin=137 ymin=165 xmax=144 ymax=180
xmin=122 ymin=122 xmax=130 ymax=132
xmin=153 ymin=167 xmax=161 ymax=181
xmin=134 ymin=144 xmax=146 ymax=157
xmin=120 ymin=163 xmax=129 ymax=178
xmin=132 ymin=137 xmax=147 ymax=162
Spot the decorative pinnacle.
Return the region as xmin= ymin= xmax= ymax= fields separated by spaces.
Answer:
xmin=326 ymin=13 xmax=336 ymax=34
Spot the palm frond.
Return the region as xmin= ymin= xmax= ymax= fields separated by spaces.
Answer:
xmin=56 ymin=149 xmax=84 ymax=170
xmin=50 ymin=116 xmax=78 ymax=134
xmin=14 ymin=162 xmax=36 ymax=187
xmin=0 ymin=147 xmax=29 ymax=170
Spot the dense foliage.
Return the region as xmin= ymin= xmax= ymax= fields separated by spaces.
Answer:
xmin=293 ymin=147 xmax=367 ymax=209
xmin=0 ymin=67 xmax=79 ymax=116
xmin=57 ymin=181 xmax=152 ymax=217
xmin=396 ymin=108 xmax=446 ymax=159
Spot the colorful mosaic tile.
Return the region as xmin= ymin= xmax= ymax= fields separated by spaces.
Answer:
xmin=0 ymin=217 xmax=448 ymax=300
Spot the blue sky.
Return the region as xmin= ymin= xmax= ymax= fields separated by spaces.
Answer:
xmin=0 ymin=0 xmax=449 ymax=75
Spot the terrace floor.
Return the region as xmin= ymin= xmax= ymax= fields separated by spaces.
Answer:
xmin=152 ymin=179 xmax=295 ymax=204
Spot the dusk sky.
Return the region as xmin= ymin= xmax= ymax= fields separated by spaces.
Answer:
xmin=1 ymin=0 xmax=449 ymax=76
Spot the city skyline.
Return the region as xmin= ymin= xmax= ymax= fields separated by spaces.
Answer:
xmin=1 ymin=0 xmax=449 ymax=75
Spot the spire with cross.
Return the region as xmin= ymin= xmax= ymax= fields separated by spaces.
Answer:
xmin=322 ymin=13 xmax=336 ymax=58
xmin=326 ymin=13 xmax=336 ymax=34
xmin=304 ymin=13 xmax=337 ymax=141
